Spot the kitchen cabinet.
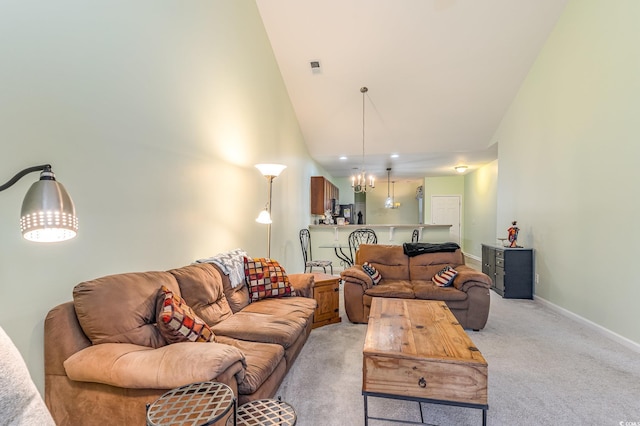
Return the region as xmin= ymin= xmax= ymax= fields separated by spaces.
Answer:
xmin=311 ymin=176 xmax=339 ymax=215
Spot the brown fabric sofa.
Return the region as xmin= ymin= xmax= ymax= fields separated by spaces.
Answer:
xmin=341 ymin=244 xmax=491 ymax=330
xmin=44 ymin=262 xmax=317 ymax=426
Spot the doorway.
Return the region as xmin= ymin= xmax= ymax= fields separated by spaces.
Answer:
xmin=431 ymin=195 xmax=461 ymax=244
xmin=354 ymin=192 xmax=366 ymax=224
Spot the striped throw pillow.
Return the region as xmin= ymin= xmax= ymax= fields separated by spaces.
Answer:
xmin=362 ymin=262 xmax=382 ymax=285
xmin=432 ymin=266 xmax=458 ymax=287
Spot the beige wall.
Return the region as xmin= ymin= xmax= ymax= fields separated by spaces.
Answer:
xmin=462 ymin=161 xmax=499 ymax=257
xmin=493 ymin=0 xmax=640 ymax=345
xmin=365 ymin=180 xmax=422 ymax=225
xmin=0 ymin=1 xmax=321 ymax=392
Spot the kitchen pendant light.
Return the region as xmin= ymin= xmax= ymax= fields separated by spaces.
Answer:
xmin=384 ymin=168 xmax=393 ymax=209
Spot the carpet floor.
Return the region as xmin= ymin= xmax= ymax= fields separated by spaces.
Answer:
xmin=276 ymin=288 xmax=640 ymax=425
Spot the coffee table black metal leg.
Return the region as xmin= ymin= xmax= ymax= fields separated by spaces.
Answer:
xmin=364 ymin=395 xmax=368 ymax=426
xmin=483 ymin=408 xmax=487 ymax=426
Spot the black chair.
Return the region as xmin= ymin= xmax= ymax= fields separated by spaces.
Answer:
xmin=299 ymin=229 xmax=333 ymax=274
xmin=348 ymin=228 xmax=378 ymax=265
xmin=411 ymin=228 xmax=420 ymax=243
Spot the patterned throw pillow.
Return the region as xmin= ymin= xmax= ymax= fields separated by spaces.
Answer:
xmin=244 ymin=257 xmax=296 ymax=302
xmin=432 ymin=266 xmax=458 ymax=287
xmin=362 ymin=262 xmax=382 ymax=285
xmin=156 ymin=286 xmax=215 ymax=343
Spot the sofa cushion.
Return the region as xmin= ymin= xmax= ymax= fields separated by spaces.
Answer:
xmin=63 ymin=341 xmax=245 ymax=389
xmin=244 ymin=258 xmax=295 ymax=302
xmin=73 ymin=271 xmax=179 ymax=348
xmin=356 ymin=245 xmax=409 ymax=280
xmin=364 ymin=280 xmax=415 ymax=299
xmin=156 ymin=286 xmax=215 ymax=344
xmin=413 ymin=280 xmax=468 ymax=301
xmin=408 ymin=249 xmax=465 ymax=280
xmin=209 ymin=263 xmax=251 ymax=313
xmin=215 ymin=336 xmax=284 ymax=395
xmin=432 ymin=266 xmax=458 ymax=287
xmin=168 ymin=263 xmax=233 ymax=327
xmin=212 ymin=297 xmax=316 ymax=348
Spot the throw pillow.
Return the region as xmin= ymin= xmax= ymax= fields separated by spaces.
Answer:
xmin=362 ymin=262 xmax=382 ymax=285
xmin=432 ymin=266 xmax=458 ymax=287
xmin=156 ymin=286 xmax=215 ymax=343
xmin=244 ymin=257 xmax=296 ymax=302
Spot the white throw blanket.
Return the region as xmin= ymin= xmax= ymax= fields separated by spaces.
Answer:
xmin=0 ymin=327 xmax=56 ymax=426
xmin=195 ymin=248 xmax=248 ymax=288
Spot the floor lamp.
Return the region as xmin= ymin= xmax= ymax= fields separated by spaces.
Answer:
xmin=0 ymin=164 xmax=78 ymax=242
xmin=255 ymin=164 xmax=286 ymax=258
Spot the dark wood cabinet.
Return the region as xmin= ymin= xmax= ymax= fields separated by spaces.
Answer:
xmin=482 ymin=244 xmax=534 ymax=299
xmin=310 ymin=176 xmax=339 ymax=215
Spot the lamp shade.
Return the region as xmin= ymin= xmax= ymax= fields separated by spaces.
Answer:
xmin=20 ymin=170 xmax=78 ymax=242
xmin=255 ymin=209 xmax=272 ymax=224
xmin=255 ymin=164 xmax=286 ymax=177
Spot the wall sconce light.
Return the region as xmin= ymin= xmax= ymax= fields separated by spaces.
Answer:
xmin=454 ymin=165 xmax=468 ymax=173
xmin=0 ymin=164 xmax=78 ymax=242
xmin=255 ymin=163 xmax=286 ymax=258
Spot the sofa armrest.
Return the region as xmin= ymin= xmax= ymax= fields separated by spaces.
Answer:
xmin=341 ymin=266 xmax=374 ymax=291
xmin=64 ymin=342 xmax=246 ymax=389
xmin=45 ymin=302 xmax=92 ymax=376
xmin=452 ymin=265 xmax=492 ymax=292
xmin=288 ymin=273 xmax=314 ymax=298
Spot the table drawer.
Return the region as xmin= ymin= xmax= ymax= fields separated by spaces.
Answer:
xmin=363 ymin=355 xmax=487 ymax=405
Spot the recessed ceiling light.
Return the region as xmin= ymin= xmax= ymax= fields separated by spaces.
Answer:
xmin=391 ymin=154 xmax=399 ymax=158
xmin=339 ymin=156 xmax=347 ymax=160
xmin=454 ymin=165 xmax=468 ymax=173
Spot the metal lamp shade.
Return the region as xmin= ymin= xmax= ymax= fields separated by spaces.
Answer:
xmin=20 ymin=177 xmax=78 ymax=242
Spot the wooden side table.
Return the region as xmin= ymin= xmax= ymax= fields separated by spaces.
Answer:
xmin=310 ymin=273 xmax=341 ymax=329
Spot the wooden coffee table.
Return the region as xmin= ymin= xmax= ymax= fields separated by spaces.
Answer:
xmin=362 ymin=298 xmax=488 ymax=425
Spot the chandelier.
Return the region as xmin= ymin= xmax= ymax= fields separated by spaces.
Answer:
xmin=351 ymin=86 xmax=375 ymax=193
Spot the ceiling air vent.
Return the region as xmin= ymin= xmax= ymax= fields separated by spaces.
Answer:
xmin=310 ymin=60 xmax=322 ymax=75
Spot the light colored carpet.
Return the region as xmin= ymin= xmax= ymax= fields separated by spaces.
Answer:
xmin=277 ymin=288 xmax=640 ymax=425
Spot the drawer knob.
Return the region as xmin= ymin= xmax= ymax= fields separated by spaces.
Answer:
xmin=418 ymin=377 xmax=427 ymax=388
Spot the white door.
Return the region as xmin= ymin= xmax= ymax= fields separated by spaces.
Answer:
xmin=431 ymin=195 xmax=461 ymax=244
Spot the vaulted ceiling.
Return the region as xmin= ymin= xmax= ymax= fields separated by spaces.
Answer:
xmin=256 ymin=0 xmax=568 ymax=181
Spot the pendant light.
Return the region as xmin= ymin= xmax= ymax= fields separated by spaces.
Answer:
xmin=384 ymin=168 xmax=393 ymax=209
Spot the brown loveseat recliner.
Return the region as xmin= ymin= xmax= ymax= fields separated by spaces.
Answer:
xmin=44 ymin=261 xmax=317 ymax=426
xmin=341 ymin=244 xmax=491 ymax=330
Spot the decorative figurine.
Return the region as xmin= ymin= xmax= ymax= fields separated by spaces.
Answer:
xmin=507 ymin=221 xmax=520 ymax=248
xmin=324 ymin=210 xmax=334 ymax=225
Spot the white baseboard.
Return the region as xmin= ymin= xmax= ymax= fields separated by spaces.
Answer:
xmin=463 ymin=252 xmax=481 ymax=262
xmin=534 ymin=295 xmax=640 ymax=353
